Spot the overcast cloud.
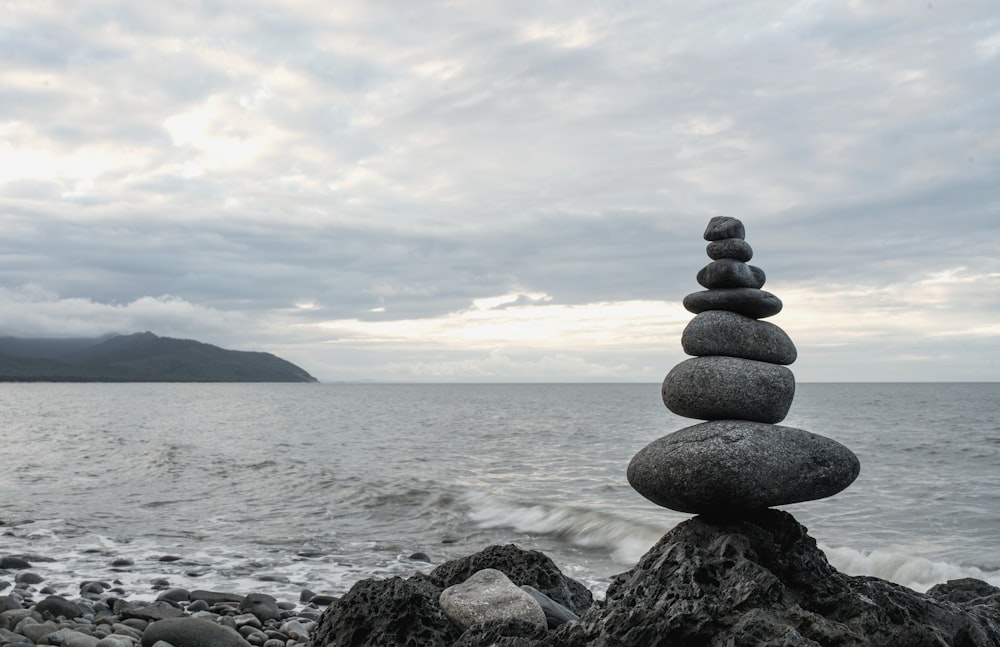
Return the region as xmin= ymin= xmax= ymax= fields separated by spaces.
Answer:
xmin=1 ymin=1 xmax=997 ymax=382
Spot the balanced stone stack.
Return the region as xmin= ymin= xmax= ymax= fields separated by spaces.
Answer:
xmin=628 ymin=217 xmax=860 ymax=515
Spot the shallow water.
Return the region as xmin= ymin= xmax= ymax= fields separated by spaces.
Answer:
xmin=1 ymin=382 xmax=998 ymax=602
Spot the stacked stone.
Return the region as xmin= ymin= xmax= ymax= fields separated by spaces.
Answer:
xmin=628 ymin=217 xmax=860 ymax=515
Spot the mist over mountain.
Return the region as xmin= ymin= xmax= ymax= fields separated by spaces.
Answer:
xmin=0 ymin=332 xmax=317 ymax=382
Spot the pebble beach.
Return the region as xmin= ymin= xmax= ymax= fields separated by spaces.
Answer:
xmin=1 ymin=552 xmax=329 ymax=646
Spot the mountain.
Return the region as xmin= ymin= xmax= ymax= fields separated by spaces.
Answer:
xmin=0 ymin=332 xmax=318 ymax=382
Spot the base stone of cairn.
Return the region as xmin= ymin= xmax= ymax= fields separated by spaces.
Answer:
xmin=628 ymin=217 xmax=860 ymax=515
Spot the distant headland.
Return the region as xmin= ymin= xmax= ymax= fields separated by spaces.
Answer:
xmin=0 ymin=331 xmax=317 ymax=382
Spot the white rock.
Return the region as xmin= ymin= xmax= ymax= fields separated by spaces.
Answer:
xmin=439 ymin=568 xmax=546 ymax=631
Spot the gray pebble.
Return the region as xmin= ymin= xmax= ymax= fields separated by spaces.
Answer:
xmin=663 ymin=356 xmax=795 ymax=424
xmin=682 ymin=310 xmax=796 ymax=365
xmin=696 ymin=259 xmax=765 ymax=289
xmin=706 ymin=238 xmax=753 ymax=262
xmin=703 ymin=216 xmax=745 ymax=240
xmin=683 ymin=288 xmax=782 ymax=319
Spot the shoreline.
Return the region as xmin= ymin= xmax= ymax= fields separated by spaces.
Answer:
xmin=1 ymin=553 xmax=329 ymax=646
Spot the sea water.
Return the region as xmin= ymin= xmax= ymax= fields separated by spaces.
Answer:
xmin=1 ymin=382 xmax=998 ymax=602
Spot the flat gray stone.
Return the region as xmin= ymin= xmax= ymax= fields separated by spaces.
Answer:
xmin=627 ymin=420 xmax=861 ymax=514
xmin=682 ymin=310 xmax=797 ymax=365
xmin=520 ymin=585 xmax=578 ymax=628
xmin=706 ymin=238 xmax=753 ymax=262
xmin=704 ymin=216 xmax=745 ymax=241
xmin=662 ymin=356 xmax=794 ymax=424
xmin=238 ymin=593 xmax=280 ymax=623
xmin=683 ymin=288 xmax=782 ymax=319
xmin=696 ymin=259 xmax=765 ymax=289
xmin=140 ymin=617 xmax=250 ymax=647
xmin=439 ymin=568 xmax=546 ymax=632
xmin=60 ymin=630 xmax=101 ymax=647
xmin=35 ymin=595 xmax=83 ymax=619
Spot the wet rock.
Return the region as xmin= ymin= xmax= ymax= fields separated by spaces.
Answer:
xmin=238 ymin=593 xmax=281 ymax=624
xmin=155 ymin=587 xmax=190 ymax=604
xmin=189 ymin=590 xmax=243 ymax=605
xmin=14 ymin=572 xmax=43 ymax=586
xmin=35 ymin=595 xmax=84 ymax=619
xmin=519 ymin=585 xmax=579 ymax=627
xmin=555 ymin=510 xmax=1000 ymax=646
xmin=0 ymin=557 xmax=31 ymax=570
xmin=141 ymin=616 xmax=250 ymax=647
xmin=308 ymin=573 xmax=460 ymax=647
xmin=929 ymin=578 xmax=1000 ymax=608
xmin=118 ymin=600 xmax=185 ymax=622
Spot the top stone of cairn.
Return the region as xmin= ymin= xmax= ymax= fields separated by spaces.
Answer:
xmin=704 ymin=216 xmax=745 ymax=241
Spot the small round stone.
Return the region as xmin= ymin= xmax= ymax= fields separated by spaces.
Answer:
xmin=683 ymin=288 xmax=782 ymax=319
xmin=662 ymin=356 xmax=795 ymax=424
xmin=706 ymin=238 xmax=753 ymax=262
xmin=682 ymin=310 xmax=797 ymax=365
xmin=703 ymin=216 xmax=745 ymax=241
xmin=696 ymin=259 xmax=766 ymax=289
xmin=627 ymin=420 xmax=861 ymax=514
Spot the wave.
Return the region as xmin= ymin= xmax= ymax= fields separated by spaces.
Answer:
xmin=463 ymin=493 xmax=668 ymax=565
xmin=460 ymin=495 xmax=1000 ymax=593
xmin=820 ymin=544 xmax=1000 ymax=592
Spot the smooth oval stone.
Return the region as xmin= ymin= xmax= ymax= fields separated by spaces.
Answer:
xmin=696 ymin=259 xmax=765 ymax=289
xmin=439 ymin=568 xmax=546 ymax=632
xmin=704 ymin=216 xmax=745 ymax=241
xmin=141 ymin=617 xmax=250 ymax=647
xmin=662 ymin=356 xmax=794 ymax=424
xmin=706 ymin=238 xmax=753 ymax=262
xmin=239 ymin=593 xmax=280 ymax=623
xmin=35 ymin=595 xmax=84 ymax=619
xmin=683 ymin=288 xmax=782 ymax=319
xmin=627 ymin=420 xmax=861 ymax=514
xmin=682 ymin=310 xmax=796 ymax=365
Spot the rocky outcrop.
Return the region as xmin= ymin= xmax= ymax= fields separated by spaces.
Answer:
xmin=307 ymin=515 xmax=1000 ymax=646
xmin=560 ymin=510 xmax=1000 ymax=646
xmin=308 ymin=544 xmax=592 ymax=647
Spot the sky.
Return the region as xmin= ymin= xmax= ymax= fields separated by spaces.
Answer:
xmin=1 ymin=1 xmax=998 ymax=383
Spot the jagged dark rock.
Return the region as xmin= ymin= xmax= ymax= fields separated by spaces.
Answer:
xmin=308 ymin=518 xmax=1000 ymax=646
xmin=555 ymin=510 xmax=1000 ymax=646
xmin=308 ymin=573 xmax=461 ymax=647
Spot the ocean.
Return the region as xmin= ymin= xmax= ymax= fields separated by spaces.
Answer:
xmin=1 ymin=382 xmax=998 ymax=604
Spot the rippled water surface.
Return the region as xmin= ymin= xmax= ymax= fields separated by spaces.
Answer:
xmin=1 ymin=382 xmax=998 ymax=600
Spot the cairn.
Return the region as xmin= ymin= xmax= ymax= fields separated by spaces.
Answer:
xmin=628 ymin=217 xmax=860 ymax=515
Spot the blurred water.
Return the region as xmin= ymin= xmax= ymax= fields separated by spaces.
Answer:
xmin=0 ymin=382 xmax=998 ymax=601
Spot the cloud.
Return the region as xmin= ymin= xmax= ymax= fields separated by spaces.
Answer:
xmin=0 ymin=285 xmax=246 ymax=343
xmin=0 ymin=1 xmax=997 ymax=381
